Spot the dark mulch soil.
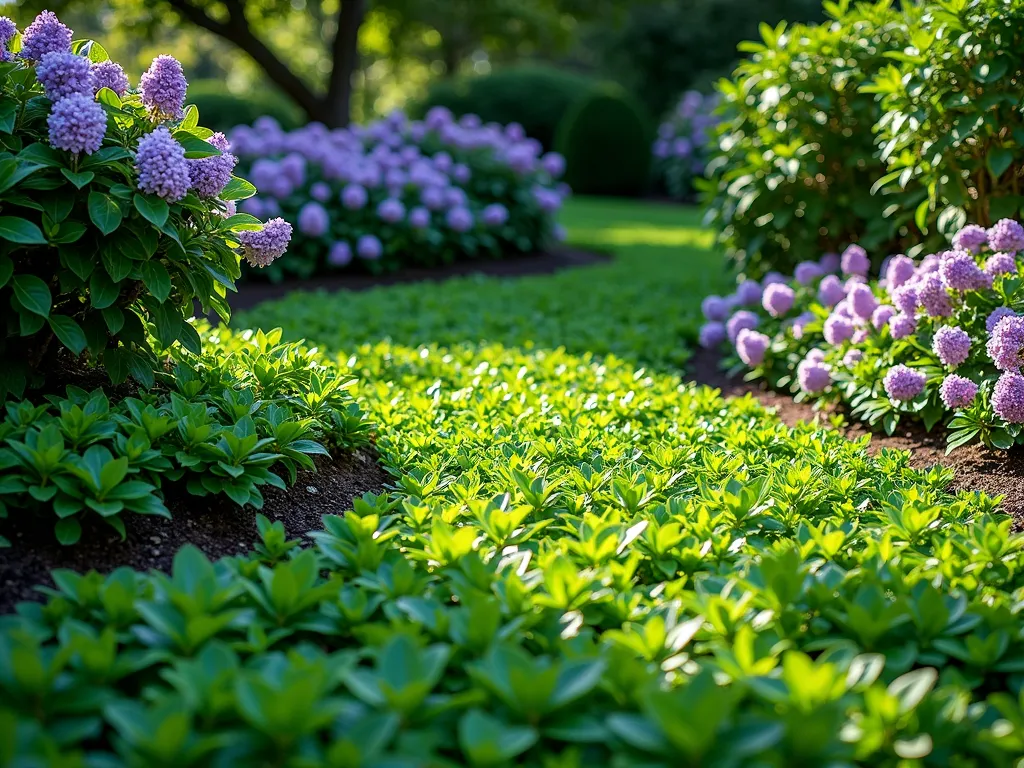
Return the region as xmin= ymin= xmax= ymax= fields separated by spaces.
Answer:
xmin=223 ymin=246 xmax=611 ymax=314
xmin=688 ymin=348 xmax=1024 ymax=522
xmin=0 ymin=450 xmax=390 ymax=613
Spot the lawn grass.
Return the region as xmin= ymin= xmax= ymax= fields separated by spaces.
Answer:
xmin=236 ymin=196 xmax=730 ymax=370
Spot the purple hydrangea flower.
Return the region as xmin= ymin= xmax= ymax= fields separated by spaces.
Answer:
xmin=763 ymin=272 xmax=786 ymax=286
xmin=702 ymin=295 xmax=729 ymax=322
xmin=377 ymin=198 xmax=405 ymax=224
xmin=988 ymin=219 xmax=1024 ymax=254
xmin=985 ymin=252 xmax=1017 ymax=276
xmin=542 ymin=152 xmax=565 ymax=177
xmin=791 ymin=311 xmax=815 ymax=340
xmin=841 ymin=244 xmax=870 ymax=276
xmin=933 ymin=325 xmax=971 ymax=367
xmin=357 ymin=234 xmax=383 ymax=260
xmin=871 ymin=305 xmax=895 ymax=331
xmin=918 ymin=253 xmax=941 ymax=274
xmin=848 ymin=283 xmax=878 ymax=320
xmin=0 ymin=18 xmax=16 ymax=61
xmin=240 ymin=218 xmax=292 ymax=267
xmin=843 ymin=349 xmax=863 ymax=367
xmin=736 ymin=329 xmax=770 ymax=367
xmin=328 ymin=241 xmax=352 ymax=267
xmin=892 ymin=284 xmax=919 ymax=315
xmin=20 ymin=11 xmax=71 ymax=62
xmin=794 ymin=261 xmax=823 ymax=285
xmin=451 ymin=163 xmax=471 ymax=184
xmin=953 ymin=224 xmax=988 ymax=254
xmin=885 ymin=255 xmax=915 ymax=289
xmin=762 ymin=283 xmax=795 ymax=317
xmin=819 ymin=252 xmax=841 ymax=273
xmin=889 ymin=312 xmax=917 ymax=339
xmin=91 ymin=60 xmax=129 ymax=96
xmin=297 ymin=201 xmax=330 ymax=237
xmin=736 ymin=280 xmax=762 ymax=306
xmin=917 ymin=274 xmax=953 ymax=317
xmin=806 ymin=348 xmax=826 ymax=364
xmin=884 ymin=365 xmax=926 ymax=401
xmin=310 ymin=182 xmax=332 ymax=202
xmin=188 ymin=132 xmax=236 ymax=197
xmin=939 ymin=374 xmax=978 ymax=410
xmin=818 ymin=275 xmax=846 ymax=307
xmin=726 ymin=310 xmax=759 ymax=343
xmin=939 ymin=250 xmax=989 ymax=291
xmin=852 ymin=328 xmax=869 ymax=344
xmin=699 ymin=322 xmax=726 ymax=349
xmin=47 ymin=92 xmax=106 ymax=155
xmin=280 ymin=154 xmax=305 ymax=187
xmin=420 ymin=186 xmax=445 ymax=211
xmin=36 ymin=52 xmax=92 ymax=101
xmin=987 ymin=315 xmax=1024 ymax=371
xmin=798 ymin=357 xmax=832 ymax=393
xmin=481 ymin=203 xmax=508 ymax=227
xmin=408 ymin=206 xmax=431 ymax=229
xmin=140 ymin=55 xmax=187 ymax=120
xmin=993 ymin=371 xmax=1024 ymax=423
xmin=135 ymin=126 xmax=189 ymax=201
xmin=824 ymin=313 xmax=854 ymax=346
xmin=341 ymin=183 xmax=368 ymax=210
xmin=987 ymin=307 xmax=1017 ymax=333
xmin=445 ymin=206 xmax=473 ymax=233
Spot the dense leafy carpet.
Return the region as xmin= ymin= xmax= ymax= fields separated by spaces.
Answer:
xmin=3 ymin=198 xmax=1023 ymax=765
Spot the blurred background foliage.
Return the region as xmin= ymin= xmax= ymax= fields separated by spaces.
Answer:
xmin=6 ymin=0 xmax=824 ymax=127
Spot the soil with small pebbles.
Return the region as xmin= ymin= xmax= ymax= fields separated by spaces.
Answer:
xmin=688 ymin=348 xmax=1024 ymax=524
xmin=0 ymin=450 xmax=390 ymax=613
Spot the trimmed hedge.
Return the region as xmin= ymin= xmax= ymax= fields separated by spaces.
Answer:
xmin=556 ymin=85 xmax=653 ymax=197
xmin=187 ymin=79 xmax=304 ymax=133
xmin=414 ymin=65 xmax=599 ymax=151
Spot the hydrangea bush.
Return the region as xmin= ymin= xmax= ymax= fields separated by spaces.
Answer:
xmin=700 ymin=218 xmax=1024 ymax=450
xmin=651 ymin=90 xmax=719 ymax=201
xmin=230 ymin=108 xmax=569 ymax=281
xmin=0 ymin=12 xmax=289 ymax=399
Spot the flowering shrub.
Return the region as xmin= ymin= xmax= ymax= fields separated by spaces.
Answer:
xmin=0 ymin=12 xmax=289 ymax=400
xmin=700 ymin=217 xmax=1024 ymax=450
xmin=651 ymin=90 xmax=719 ymax=200
xmin=230 ymin=108 xmax=568 ymax=281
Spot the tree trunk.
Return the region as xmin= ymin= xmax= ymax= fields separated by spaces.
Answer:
xmin=164 ymin=0 xmax=367 ymax=129
xmin=324 ymin=0 xmax=367 ymax=127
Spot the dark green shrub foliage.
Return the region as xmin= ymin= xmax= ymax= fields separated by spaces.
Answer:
xmin=187 ymin=79 xmax=304 ymax=133
xmin=416 ymin=65 xmax=599 ymax=151
xmin=592 ymin=0 xmax=826 ymax=117
xmin=866 ymin=0 xmax=1024 ymax=234
xmin=556 ymin=85 xmax=653 ymax=197
xmin=702 ymin=1 xmax=939 ymax=278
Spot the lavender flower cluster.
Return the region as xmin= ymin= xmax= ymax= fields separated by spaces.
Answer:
xmin=229 ymin=107 xmax=568 ymax=275
xmin=698 ymin=217 xmax=1024 ymax=447
xmin=11 ymin=11 xmax=290 ymax=269
xmin=651 ymin=91 xmax=720 ymax=201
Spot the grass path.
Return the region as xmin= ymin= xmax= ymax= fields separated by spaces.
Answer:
xmin=238 ymin=196 xmax=730 ymax=371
